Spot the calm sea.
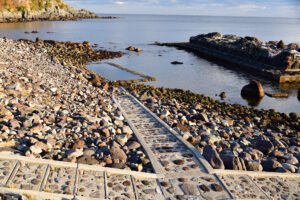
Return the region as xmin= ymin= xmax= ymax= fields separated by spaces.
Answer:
xmin=0 ymin=14 xmax=299 ymax=114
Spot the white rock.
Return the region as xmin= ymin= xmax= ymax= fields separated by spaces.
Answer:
xmin=116 ymin=134 xmax=128 ymax=146
xmin=122 ymin=126 xmax=133 ymax=135
xmin=29 ymin=145 xmax=42 ymax=154
xmin=67 ymin=149 xmax=83 ymax=158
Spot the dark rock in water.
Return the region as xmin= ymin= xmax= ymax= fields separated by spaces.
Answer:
xmin=31 ymin=30 xmax=39 ymax=34
xmin=298 ymin=89 xmax=300 ymax=101
xmin=203 ymin=145 xmax=225 ymax=169
xmin=277 ymin=40 xmax=286 ymax=49
xmin=171 ymin=61 xmax=183 ymax=65
xmin=35 ymin=37 xmax=43 ymax=43
xmin=241 ymin=80 xmax=264 ymax=98
xmin=126 ymin=46 xmax=142 ymax=52
xmin=254 ymin=139 xmax=274 ymax=155
xmin=126 ymin=46 xmax=136 ymax=51
xmin=289 ymin=112 xmax=299 ymax=121
xmin=219 ymin=92 xmax=226 ymax=99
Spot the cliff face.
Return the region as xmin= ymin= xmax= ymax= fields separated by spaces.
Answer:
xmin=0 ymin=0 xmax=99 ymax=22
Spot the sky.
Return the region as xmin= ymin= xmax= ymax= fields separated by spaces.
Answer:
xmin=65 ymin=0 xmax=300 ymax=18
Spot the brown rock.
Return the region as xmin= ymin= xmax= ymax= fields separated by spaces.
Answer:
xmin=101 ymin=128 xmax=110 ymax=137
xmin=160 ymin=181 xmax=170 ymax=187
xmin=241 ymin=80 xmax=264 ymax=98
xmin=72 ymin=140 xmax=85 ymax=149
xmin=203 ymin=145 xmax=225 ymax=169
xmin=110 ymin=147 xmax=127 ymax=162
xmin=211 ymin=183 xmax=223 ymax=192
xmin=173 ymin=159 xmax=185 ymax=165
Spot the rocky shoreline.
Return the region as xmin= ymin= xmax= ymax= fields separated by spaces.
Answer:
xmin=0 ymin=35 xmax=299 ymax=175
xmin=157 ymin=32 xmax=300 ymax=83
xmin=0 ymin=37 xmax=153 ymax=173
xmin=124 ymin=84 xmax=300 ymax=173
xmin=0 ymin=3 xmax=115 ymax=23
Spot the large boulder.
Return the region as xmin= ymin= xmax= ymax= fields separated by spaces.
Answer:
xmin=220 ymin=155 xmax=246 ymax=170
xmin=110 ymin=147 xmax=127 ymax=163
xmin=261 ymin=159 xmax=282 ymax=171
xmin=203 ymin=145 xmax=225 ymax=169
xmin=277 ymin=40 xmax=286 ymax=49
xmin=254 ymin=139 xmax=274 ymax=155
xmin=241 ymin=80 xmax=264 ymax=98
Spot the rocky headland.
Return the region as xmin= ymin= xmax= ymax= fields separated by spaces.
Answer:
xmin=124 ymin=84 xmax=300 ymax=173
xmin=0 ymin=0 xmax=112 ymax=23
xmin=157 ymin=32 xmax=300 ymax=83
xmin=0 ymin=37 xmax=153 ymax=173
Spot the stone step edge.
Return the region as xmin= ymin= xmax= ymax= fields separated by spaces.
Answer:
xmin=0 ymin=152 xmax=163 ymax=179
xmin=115 ymin=90 xmax=214 ymax=173
xmin=112 ymin=95 xmax=166 ymax=176
xmin=212 ymin=169 xmax=300 ymax=178
xmin=0 ymin=187 xmax=77 ymax=200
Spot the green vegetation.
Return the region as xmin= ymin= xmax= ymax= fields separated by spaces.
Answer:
xmin=31 ymin=4 xmax=39 ymax=11
xmin=17 ymin=6 xmax=27 ymax=12
xmin=46 ymin=0 xmax=52 ymax=8
xmin=0 ymin=0 xmax=69 ymax=13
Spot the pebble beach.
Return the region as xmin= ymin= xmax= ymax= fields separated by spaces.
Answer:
xmin=0 ymin=37 xmax=153 ymax=173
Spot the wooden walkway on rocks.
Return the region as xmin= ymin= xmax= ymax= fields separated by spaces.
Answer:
xmin=0 ymin=90 xmax=298 ymax=199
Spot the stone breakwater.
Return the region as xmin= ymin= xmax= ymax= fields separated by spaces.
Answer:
xmin=190 ymin=32 xmax=300 ymax=71
xmin=124 ymin=83 xmax=300 ymax=173
xmin=0 ymin=37 xmax=153 ymax=173
xmin=157 ymin=32 xmax=300 ymax=82
xmin=0 ymin=6 xmax=105 ymax=23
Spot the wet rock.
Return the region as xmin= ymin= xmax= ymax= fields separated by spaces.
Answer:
xmin=241 ymin=80 xmax=264 ymax=98
xmin=171 ymin=61 xmax=183 ymax=65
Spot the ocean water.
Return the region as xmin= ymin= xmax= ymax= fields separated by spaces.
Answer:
xmin=0 ymin=14 xmax=299 ymax=114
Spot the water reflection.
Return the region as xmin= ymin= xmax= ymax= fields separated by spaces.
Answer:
xmin=241 ymin=96 xmax=263 ymax=107
xmin=0 ymin=15 xmax=299 ymax=113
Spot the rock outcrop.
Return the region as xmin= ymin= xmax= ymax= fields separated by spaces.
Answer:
xmin=189 ymin=32 xmax=300 ymax=71
xmin=0 ymin=0 xmax=100 ymax=23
